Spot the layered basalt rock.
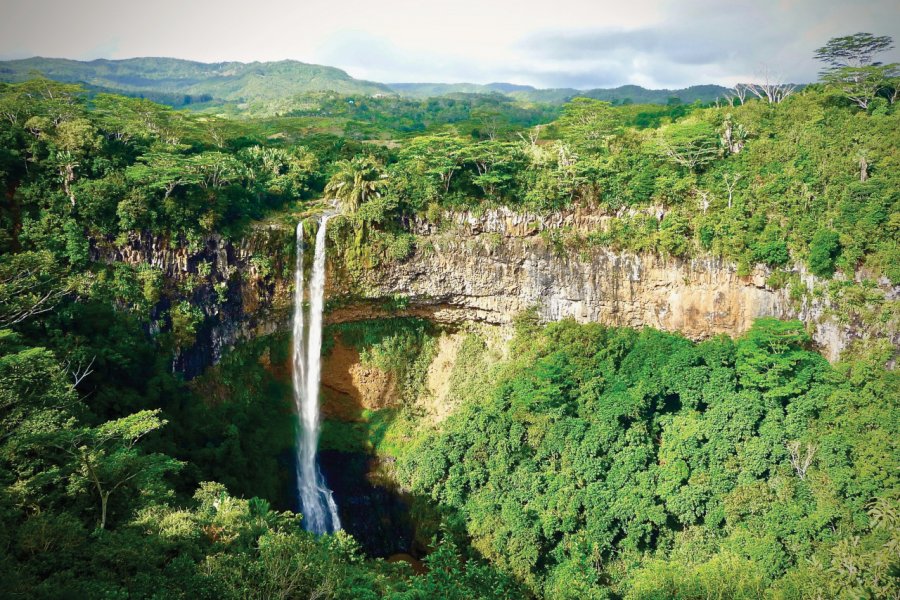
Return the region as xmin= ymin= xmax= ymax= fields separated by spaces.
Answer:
xmin=92 ymin=207 xmax=897 ymax=375
xmin=91 ymin=225 xmax=295 ymax=378
xmin=335 ymin=208 xmax=896 ymax=361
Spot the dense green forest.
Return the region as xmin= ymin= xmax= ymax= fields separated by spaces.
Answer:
xmin=380 ymin=317 xmax=899 ymax=599
xmin=1 ymin=32 xmax=898 ymax=598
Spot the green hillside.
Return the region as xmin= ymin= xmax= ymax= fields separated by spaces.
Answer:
xmin=389 ymin=81 xmax=731 ymax=104
xmin=0 ymin=57 xmax=731 ymax=107
xmin=0 ymin=56 xmax=393 ymax=103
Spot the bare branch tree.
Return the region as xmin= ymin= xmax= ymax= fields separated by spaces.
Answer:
xmin=722 ymin=172 xmax=743 ymax=209
xmin=787 ymin=441 xmax=818 ymax=480
xmin=745 ymin=67 xmax=797 ymax=104
xmin=697 ymin=189 xmax=712 ymax=214
xmin=517 ymin=124 xmax=544 ymax=147
xmin=64 ymin=355 xmax=96 ymax=387
xmin=728 ymin=83 xmax=750 ymax=106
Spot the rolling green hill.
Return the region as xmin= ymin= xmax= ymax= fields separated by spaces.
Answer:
xmin=2 ymin=56 xmax=731 ymax=108
xmin=0 ymin=56 xmax=393 ymax=104
xmin=389 ymin=81 xmax=731 ymax=104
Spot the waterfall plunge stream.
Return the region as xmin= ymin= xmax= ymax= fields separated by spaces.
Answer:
xmin=292 ymin=215 xmax=341 ymax=534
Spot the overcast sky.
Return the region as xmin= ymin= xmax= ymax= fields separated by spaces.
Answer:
xmin=2 ymin=0 xmax=899 ymax=89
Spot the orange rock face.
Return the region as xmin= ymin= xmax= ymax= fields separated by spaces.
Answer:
xmin=320 ymin=337 xmax=398 ymax=420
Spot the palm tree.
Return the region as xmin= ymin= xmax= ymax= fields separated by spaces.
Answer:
xmin=324 ymin=155 xmax=386 ymax=215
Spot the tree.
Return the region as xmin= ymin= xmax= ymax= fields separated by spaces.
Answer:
xmin=125 ymin=151 xmax=202 ymax=199
xmin=815 ymin=33 xmax=898 ymax=109
xmin=720 ymin=114 xmax=747 ymax=155
xmin=459 ymin=141 xmax=524 ymax=200
xmin=470 ymin=107 xmax=511 ymax=140
xmin=91 ymin=94 xmax=185 ymax=145
xmin=808 ymin=229 xmax=841 ymax=277
xmin=721 ymin=171 xmax=743 ymax=209
xmin=324 ymin=155 xmax=386 ymax=215
xmin=24 ymin=115 xmax=100 ymax=206
xmin=188 ymin=151 xmax=243 ymax=189
xmin=63 ymin=409 xmax=181 ymax=530
xmin=822 ymin=64 xmax=899 ymax=109
xmin=240 ymin=145 xmax=318 ymax=198
xmin=394 ymin=135 xmax=467 ymax=200
xmin=815 ymin=33 xmax=894 ymax=70
xmin=659 ymin=121 xmax=720 ymax=171
xmin=726 ymin=84 xmax=750 ymax=106
xmin=742 ymin=67 xmax=797 ymax=104
xmin=0 ymin=251 xmax=68 ymax=328
xmin=734 ymin=318 xmax=819 ymax=402
xmin=557 ymin=98 xmax=623 ymax=152
xmin=3 ymin=78 xmax=85 ymax=128
xmin=0 ymin=331 xmax=77 ymax=441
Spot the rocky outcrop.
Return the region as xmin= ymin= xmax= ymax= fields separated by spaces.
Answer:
xmin=332 ymin=208 xmax=897 ymax=362
xmin=320 ymin=339 xmax=398 ymax=420
xmin=91 ymin=207 xmax=896 ymax=375
xmin=91 ymin=225 xmax=295 ymax=378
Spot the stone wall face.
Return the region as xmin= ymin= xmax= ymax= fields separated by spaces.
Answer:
xmin=92 ymin=208 xmax=897 ymax=375
xmin=337 ymin=208 xmax=895 ymax=361
xmin=91 ymin=225 xmax=295 ymax=378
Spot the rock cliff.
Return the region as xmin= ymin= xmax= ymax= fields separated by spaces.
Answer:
xmin=330 ymin=207 xmax=897 ymax=362
xmin=91 ymin=225 xmax=295 ymax=377
xmin=92 ymin=207 xmax=897 ymax=375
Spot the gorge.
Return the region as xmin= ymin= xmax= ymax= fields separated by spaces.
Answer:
xmin=91 ymin=207 xmax=897 ymax=378
xmin=3 ymin=61 xmax=898 ymax=599
xmin=84 ymin=205 xmax=898 ymax=563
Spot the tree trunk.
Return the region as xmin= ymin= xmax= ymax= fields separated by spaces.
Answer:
xmin=100 ymin=492 xmax=109 ymax=530
xmin=63 ymin=164 xmax=76 ymax=206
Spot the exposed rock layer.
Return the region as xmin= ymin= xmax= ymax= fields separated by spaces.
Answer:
xmin=92 ymin=207 xmax=897 ymax=375
xmin=335 ymin=208 xmax=896 ymax=361
xmin=92 ymin=226 xmax=294 ymax=378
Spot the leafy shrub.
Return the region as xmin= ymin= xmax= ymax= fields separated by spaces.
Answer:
xmin=808 ymin=228 xmax=841 ymax=277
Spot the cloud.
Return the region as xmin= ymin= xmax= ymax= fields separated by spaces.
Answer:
xmin=1 ymin=0 xmax=899 ymax=89
xmin=316 ymin=31 xmax=504 ymax=84
xmin=513 ymin=0 xmax=900 ymax=88
xmin=522 ymin=29 xmax=724 ymax=66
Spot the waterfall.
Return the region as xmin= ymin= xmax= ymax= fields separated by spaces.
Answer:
xmin=292 ymin=215 xmax=341 ymax=534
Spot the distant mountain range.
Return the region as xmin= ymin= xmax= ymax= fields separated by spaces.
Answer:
xmin=0 ymin=57 xmax=392 ymax=104
xmin=388 ymin=82 xmax=730 ymax=105
xmin=0 ymin=56 xmax=730 ymax=107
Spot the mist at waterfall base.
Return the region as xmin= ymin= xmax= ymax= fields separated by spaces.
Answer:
xmin=292 ymin=216 xmax=341 ymax=535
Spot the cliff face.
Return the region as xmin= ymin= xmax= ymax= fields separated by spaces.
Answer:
xmin=91 ymin=225 xmax=295 ymax=378
xmin=92 ymin=207 xmax=896 ymax=376
xmin=331 ymin=208 xmax=896 ymax=362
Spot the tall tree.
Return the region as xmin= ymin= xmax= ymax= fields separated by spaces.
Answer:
xmin=324 ymin=155 xmax=386 ymax=215
xmin=815 ymin=33 xmax=895 ymax=70
xmin=62 ymin=410 xmax=181 ymax=530
xmin=658 ymin=121 xmax=720 ymax=172
xmin=815 ymin=33 xmax=898 ymax=109
xmin=556 ymin=98 xmax=623 ymax=152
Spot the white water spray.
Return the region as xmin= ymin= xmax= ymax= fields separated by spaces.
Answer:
xmin=292 ymin=215 xmax=341 ymax=534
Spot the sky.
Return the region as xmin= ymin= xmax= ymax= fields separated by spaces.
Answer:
xmin=1 ymin=0 xmax=899 ymax=89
